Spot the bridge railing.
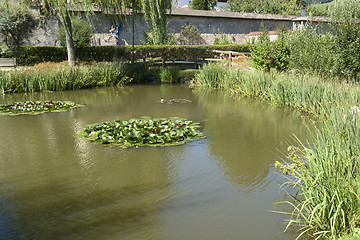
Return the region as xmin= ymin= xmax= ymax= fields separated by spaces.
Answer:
xmin=130 ymin=48 xmax=250 ymax=69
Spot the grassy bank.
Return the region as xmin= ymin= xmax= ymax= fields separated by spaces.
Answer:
xmin=0 ymin=62 xmax=134 ymax=94
xmin=193 ymin=63 xmax=360 ymax=239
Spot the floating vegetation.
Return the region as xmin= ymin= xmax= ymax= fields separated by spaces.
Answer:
xmin=79 ymin=116 xmax=206 ymax=148
xmin=160 ymin=98 xmax=192 ymax=104
xmin=0 ymin=100 xmax=82 ymax=116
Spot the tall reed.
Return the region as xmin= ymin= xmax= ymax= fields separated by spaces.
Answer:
xmin=194 ymin=63 xmax=360 ymax=239
xmin=0 ymin=63 xmax=132 ymax=94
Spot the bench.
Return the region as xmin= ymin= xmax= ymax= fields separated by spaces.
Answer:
xmin=0 ymin=58 xmax=17 ymax=67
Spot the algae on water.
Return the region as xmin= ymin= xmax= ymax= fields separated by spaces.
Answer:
xmin=78 ymin=116 xmax=206 ymax=148
xmin=0 ymin=100 xmax=82 ymax=115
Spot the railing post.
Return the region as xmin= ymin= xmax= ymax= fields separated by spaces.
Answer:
xmin=194 ymin=49 xmax=198 ymax=69
xmin=242 ymin=53 xmax=248 ymax=68
xmin=162 ymin=48 xmax=166 ymax=67
xmin=228 ymin=52 xmax=232 ymax=68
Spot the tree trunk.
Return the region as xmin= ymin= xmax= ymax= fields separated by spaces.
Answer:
xmin=63 ymin=12 xmax=76 ymax=66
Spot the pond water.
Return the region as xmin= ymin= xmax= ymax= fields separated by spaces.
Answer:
xmin=0 ymin=85 xmax=310 ymax=240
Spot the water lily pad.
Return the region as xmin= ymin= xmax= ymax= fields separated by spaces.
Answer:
xmin=78 ymin=117 xmax=206 ymax=148
xmin=0 ymin=100 xmax=82 ymax=116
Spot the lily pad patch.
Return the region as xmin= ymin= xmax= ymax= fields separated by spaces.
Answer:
xmin=0 ymin=100 xmax=82 ymax=115
xmin=78 ymin=116 xmax=206 ymax=148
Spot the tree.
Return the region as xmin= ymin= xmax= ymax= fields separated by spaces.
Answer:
xmin=191 ymin=0 xmax=217 ymax=10
xmin=25 ymin=0 xmax=172 ymax=65
xmin=141 ymin=0 xmax=173 ymax=45
xmin=178 ymin=23 xmax=204 ymax=45
xmin=0 ymin=1 xmax=36 ymax=52
xmin=58 ymin=17 xmax=94 ymax=48
xmin=228 ymin=0 xmax=305 ymax=15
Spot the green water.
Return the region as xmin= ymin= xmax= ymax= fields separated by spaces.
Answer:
xmin=0 ymin=85 xmax=309 ymax=240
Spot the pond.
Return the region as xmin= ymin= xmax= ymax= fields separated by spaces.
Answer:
xmin=0 ymin=85 xmax=310 ymax=240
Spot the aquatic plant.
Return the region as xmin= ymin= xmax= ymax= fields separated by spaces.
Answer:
xmin=0 ymin=63 xmax=132 ymax=94
xmin=79 ymin=117 xmax=206 ymax=148
xmin=0 ymin=100 xmax=81 ymax=115
xmin=194 ymin=64 xmax=360 ymax=239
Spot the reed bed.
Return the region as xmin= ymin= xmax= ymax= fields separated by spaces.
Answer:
xmin=0 ymin=63 xmax=131 ymax=94
xmin=194 ymin=63 xmax=360 ymax=239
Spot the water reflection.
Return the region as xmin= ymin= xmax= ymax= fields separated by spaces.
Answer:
xmin=0 ymin=85 xmax=309 ymax=240
xmin=195 ymin=90 xmax=309 ymax=192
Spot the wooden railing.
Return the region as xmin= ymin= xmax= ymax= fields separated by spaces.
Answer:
xmin=131 ymin=48 xmax=250 ymax=69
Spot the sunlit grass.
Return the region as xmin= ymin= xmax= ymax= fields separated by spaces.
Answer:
xmin=194 ymin=63 xmax=360 ymax=239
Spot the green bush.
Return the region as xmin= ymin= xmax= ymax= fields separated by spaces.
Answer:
xmin=287 ymin=23 xmax=334 ymax=76
xmin=250 ymin=27 xmax=290 ymax=72
xmin=58 ymin=17 xmax=94 ymax=48
xmin=160 ymin=67 xmax=180 ymax=83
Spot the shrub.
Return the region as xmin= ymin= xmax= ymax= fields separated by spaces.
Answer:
xmin=287 ymin=23 xmax=334 ymax=76
xmin=250 ymin=26 xmax=290 ymax=72
xmin=160 ymin=67 xmax=180 ymax=83
xmin=58 ymin=17 xmax=94 ymax=48
xmin=178 ymin=24 xmax=205 ymax=45
xmin=0 ymin=2 xmax=36 ymax=51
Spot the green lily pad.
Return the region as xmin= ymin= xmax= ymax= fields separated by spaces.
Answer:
xmin=0 ymin=100 xmax=83 ymax=116
xmin=78 ymin=116 xmax=206 ymax=148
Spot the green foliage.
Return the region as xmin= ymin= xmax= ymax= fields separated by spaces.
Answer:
xmin=0 ymin=100 xmax=81 ymax=115
xmin=330 ymin=0 xmax=360 ymax=80
xmin=0 ymin=63 xmax=133 ymax=94
xmin=0 ymin=44 xmax=251 ymax=66
xmin=213 ymin=35 xmax=235 ymax=45
xmin=190 ymin=0 xmax=217 ymax=10
xmin=287 ymin=23 xmax=334 ymax=76
xmin=178 ymin=24 xmax=204 ymax=45
xmin=228 ymin=0 xmax=304 ymax=15
xmin=306 ymin=1 xmax=334 ymax=16
xmin=194 ymin=64 xmax=360 ymax=239
xmin=141 ymin=0 xmax=172 ymax=45
xmin=0 ymin=1 xmax=36 ymax=51
xmin=58 ymin=17 xmax=94 ymax=48
xmin=288 ymin=0 xmax=360 ymax=81
xmin=194 ymin=63 xmax=231 ymax=89
xmin=78 ymin=117 xmax=206 ymax=148
xmin=250 ymin=26 xmax=290 ymax=72
xmin=160 ymin=67 xmax=180 ymax=83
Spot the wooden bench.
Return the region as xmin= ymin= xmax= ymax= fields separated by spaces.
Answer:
xmin=0 ymin=58 xmax=17 ymax=67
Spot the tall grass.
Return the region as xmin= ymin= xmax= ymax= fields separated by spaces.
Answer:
xmin=0 ymin=63 xmax=132 ymax=94
xmin=194 ymin=63 xmax=360 ymax=239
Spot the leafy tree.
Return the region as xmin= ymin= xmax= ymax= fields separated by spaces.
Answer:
xmin=0 ymin=1 xmax=36 ymax=52
xmin=191 ymin=0 xmax=217 ymax=10
xmin=141 ymin=0 xmax=173 ymax=45
xmin=250 ymin=24 xmax=290 ymax=71
xmin=26 ymin=0 xmax=171 ymax=65
xmin=178 ymin=24 xmax=204 ymax=45
xmin=58 ymin=18 xmax=94 ymax=48
xmin=228 ymin=0 xmax=305 ymax=15
xmin=330 ymin=0 xmax=360 ymax=80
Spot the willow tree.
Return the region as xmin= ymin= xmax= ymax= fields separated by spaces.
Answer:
xmin=141 ymin=0 xmax=173 ymax=45
xmin=25 ymin=0 xmax=141 ymax=66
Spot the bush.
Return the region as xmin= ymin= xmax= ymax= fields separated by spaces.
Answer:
xmin=250 ymin=26 xmax=290 ymax=72
xmin=58 ymin=17 xmax=94 ymax=48
xmin=178 ymin=24 xmax=205 ymax=45
xmin=287 ymin=23 xmax=334 ymax=76
xmin=160 ymin=67 xmax=180 ymax=83
xmin=0 ymin=2 xmax=36 ymax=51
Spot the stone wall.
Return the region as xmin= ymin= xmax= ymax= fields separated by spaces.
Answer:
xmin=25 ymin=8 xmax=328 ymax=46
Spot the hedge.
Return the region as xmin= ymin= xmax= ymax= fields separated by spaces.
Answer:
xmin=0 ymin=44 xmax=251 ymax=66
